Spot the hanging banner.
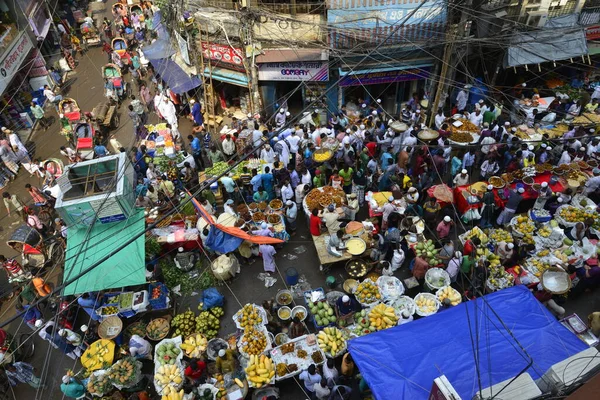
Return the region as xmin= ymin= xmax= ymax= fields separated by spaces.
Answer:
xmin=339 ymin=66 xmax=430 ymax=87
xmin=257 ymin=61 xmax=329 ymax=81
xmin=174 ymin=31 xmax=190 ymax=65
xmin=0 ymin=32 xmax=34 ymax=95
xmin=200 ymin=42 xmax=244 ymax=66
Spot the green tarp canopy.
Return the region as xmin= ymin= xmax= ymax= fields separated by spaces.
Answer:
xmin=63 ymin=209 xmax=146 ymax=295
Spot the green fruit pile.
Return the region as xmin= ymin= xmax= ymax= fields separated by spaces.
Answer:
xmin=308 ymin=301 xmax=336 ymax=327
xmin=415 ymin=239 xmax=441 ymax=265
xmin=156 ymin=342 xmax=181 ymax=365
xmin=172 ymin=310 xmax=196 ymax=337
xmin=210 ymin=306 xmax=224 ymax=318
xmin=195 ymin=310 xmax=221 ymax=339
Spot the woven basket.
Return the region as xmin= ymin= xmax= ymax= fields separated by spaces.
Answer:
xmin=98 ymin=316 xmax=123 ymax=340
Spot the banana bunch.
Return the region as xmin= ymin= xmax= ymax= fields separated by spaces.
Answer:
xmin=245 ymin=354 xmax=275 ymax=388
xmin=367 ymin=304 xmax=398 ymax=331
xmin=317 ymin=327 xmax=346 ymax=357
xmin=437 ymin=287 xmax=461 ymax=306
xmin=180 ymin=334 xmax=208 ymax=358
xmin=156 ymin=364 xmax=183 ymax=387
xmin=161 ymin=385 xmax=184 ymax=400
xmin=465 ymin=227 xmax=488 ymax=244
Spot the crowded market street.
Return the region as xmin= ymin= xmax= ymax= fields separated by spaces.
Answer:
xmin=1 ymin=1 xmax=600 ymax=400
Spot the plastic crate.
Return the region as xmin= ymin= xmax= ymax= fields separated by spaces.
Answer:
xmin=148 ymin=282 xmax=169 ymax=310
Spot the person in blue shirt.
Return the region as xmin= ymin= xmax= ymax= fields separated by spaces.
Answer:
xmin=190 ymin=99 xmax=203 ymax=126
xmin=94 ymin=140 xmax=108 ymax=158
xmin=187 ymin=134 xmax=205 ymax=171
xmin=379 ymin=148 xmax=393 ymax=170
xmin=16 ymin=303 xmax=42 ymax=330
xmin=77 ymin=292 xmax=102 ymax=321
xmin=261 ymin=166 xmax=275 ymax=200
xmin=250 ymin=169 xmax=262 ymax=193
xmin=134 ymin=145 xmax=148 ymax=175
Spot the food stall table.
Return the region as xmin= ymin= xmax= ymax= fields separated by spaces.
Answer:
xmin=312 ymin=235 xmax=353 ymax=265
xmin=454 ymin=185 xmax=482 ymax=214
xmin=366 ymin=192 xmax=392 ymax=217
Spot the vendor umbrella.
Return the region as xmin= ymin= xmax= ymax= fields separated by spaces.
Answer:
xmin=187 ymin=191 xmax=283 ymax=253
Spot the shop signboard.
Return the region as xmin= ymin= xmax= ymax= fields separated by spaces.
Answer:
xmin=327 ymin=0 xmax=447 ymax=47
xmin=258 ymin=61 xmax=329 ymax=81
xmin=340 ymin=66 xmax=430 ymax=87
xmin=0 ymin=32 xmax=34 ymax=95
xmin=89 ymin=197 xmax=126 ymax=224
xmin=585 ymin=25 xmax=600 ymax=40
xmin=201 ymin=42 xmax=244 ymax=66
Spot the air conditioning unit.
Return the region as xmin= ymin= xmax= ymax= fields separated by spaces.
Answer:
xmin=536 ymin=347 xmax=600 ymax=393
xmin=474 ymin=373 xmax=541 ymax=400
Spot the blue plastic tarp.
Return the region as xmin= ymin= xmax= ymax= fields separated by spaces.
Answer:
xmin=141 ymin=37 xmax=176 ymax=60
xmin=348 ymin=285 xmax=587 ymax=400
xmin=205 ymin=226 xmax=243 ymax=254
xmin=148 ymin=58 xmax=201 ymax=94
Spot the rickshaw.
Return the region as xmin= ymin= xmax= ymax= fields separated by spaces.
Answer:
xmin=91 ymin=102 xmax=120 ymax=138
xmin=112 ymin=3 xmax=127 ymax=19
xmin=130 ymin=3 xmax=143 ymax=16
xmin=0 ymin=328 xmax=35 ymax=367
xmin=80 ymin=21 xmax=101 ymax=46
xmin=59 ymin=98 xmax=81 ymax=122
xmin=7 ymin=225 xmax=65 ymax=270
xmin=103 ymin=63 xmax=129 ymax=104
xmin=111 ymin=37 xmax=127 ymax=56
xmin=74 ymin=122 xmax=96 ymax=160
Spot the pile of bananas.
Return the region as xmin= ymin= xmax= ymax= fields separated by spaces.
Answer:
xmin=464 ymin=227 xmax=488 ymax=244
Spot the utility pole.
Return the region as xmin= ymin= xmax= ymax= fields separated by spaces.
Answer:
xmin=238 ymin=7 xmax=262 ymax=116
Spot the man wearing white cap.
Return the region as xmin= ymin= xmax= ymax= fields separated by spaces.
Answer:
xmin=497 ymin=187 xmax=524 ymax=225
xmin=215 ymin=348 xmax=235 ymax=374
xmin=583 ymin=168 xmax=600 ymax=196
xmin=456 ymin=85 xmax=469 ymax=112
xmin=285 ymin=199 xmax=298 ymax=233
xmin=436 ymin=215 xmax=454 ymax=239
xmin=534 ymin=181 xmax=552 ymax=209
xmin=252 ymin=221 xmax=274 ymax=237
xmin=496 ymin=242 xmax=515 ymax=263
xmin=275 ymin=108 xmax=286 ymax=129
xmin=60 ymin=374 xmax=85 ymax=398
xmin=335 ymin=294 xmax=360 ymax=323
xmin=381 ymin=196 xmax=396 ymax=230
xmin=469 ymin=108 xmax=483 ymax=128
xmin=453 ymin=169 xmax=470 ymax=187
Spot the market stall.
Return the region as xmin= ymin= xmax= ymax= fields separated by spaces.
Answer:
xmin=348 ymin=286 xmax=588 ymax=400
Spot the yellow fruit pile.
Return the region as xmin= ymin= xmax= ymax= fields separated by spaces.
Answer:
xmin=180 ymin=334 xmax=208 ymax=358
xmin=514 ymin=216 xmax=535 ymax=234
xmin=553 ymin=250 xmax=568 ymax=263
xmin=437 ymin=287 xmax=461 ymax=306
xmin=156 ymin=364 xmax=183 ymax=387
xmin=489 ymin=229 xmax=512 ymax=243
xmin=464 ymin=227 xmax=488 ymax=244
xmin=538 ymin=226 xmax=552 ymax=238
xmin=317 ymin=327 xmax=346 ymax=357
xmin=415 ymin=295 xmax=438 ymax=314
xmin=237 ymin=304 xmax=263 ymax=329
xmin=528 ymin=258 xmax=551 ymax=277
xmin=313 ymin=149 xmax=332 ymax=162
xmin=355 ymin=280 xmax=381 ymax=303
xmin=161 ymin=385 xmax=184 ymax=400
xmin=240 ymin=326 xmax=267 ymax=355
xmin=558 ymin=206 xmax=598 ymax=223
xmin=245 ymin=354 xmax=275 ymax=388
xmin=367 ymin=304 xmax=398 ymax=331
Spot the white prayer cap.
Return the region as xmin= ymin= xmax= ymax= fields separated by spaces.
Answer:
xmin=461 ymin=169 xmax=467 ymax=174
xmin=518 ymin=187 xmax=525 ymax=193
xmin=541 ymin=182 xmax=548 ymax=188
xmin=444 ymin=216 xmax=451 ymax=222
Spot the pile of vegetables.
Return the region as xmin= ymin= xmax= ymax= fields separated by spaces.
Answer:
xmin=161 ymin=259 xmax=217 ymax=296
xmin=172 ymin=310 xmax=197 ymax=337
xmin=415 ymin=239 xmax=442 ymax=266
xmin=308 ymin=300 xmax=336 ymax=327
xmin=156 ymin=342 xmax=181 ymax=366
xmin=195 ymin=307 xmax=223 ymax=339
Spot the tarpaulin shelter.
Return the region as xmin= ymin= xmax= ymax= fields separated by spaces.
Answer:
xmin=348 ymin=285 xmax=587 ymax=400
xmin=63 ymin=210 xmax=146 ymax=295
xmin=148 ymin=58 xmax=201 ymax=94
xmin=189 ymin=193 xmax=283 ymax=253
xmin=504 ymin=14 xmax=588 ymax=68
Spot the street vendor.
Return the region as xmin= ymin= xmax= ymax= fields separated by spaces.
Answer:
xmin=496 ymin=242 xmax=515 ymax=263
xmin=534 ymin=181 xmax=552 ymax=210
xmin=76 ymin=292 xmax=102 ymax=322
xmin=327 ymin=230 xmax=346 ymax=258
xmin=381 ymin=196 xmax=396 ymax=230
xmin=335 ymin=295 xmax=360 ymax=323
xmin=60 ymin=375 xmax=85 ymax=399
xmin=129 ymin=334 xmax=152 ymax=359
xmin=288 ymin=316 xmax=308 ymax=339
xmin=345 ymin=193 xmax=359 ymax=220
xmin=253 ymin=222 xmax=274 ymax=237
xmin=322 ymin=204 xmax=343 ymax=235
xmin=215 ymin=349 xmax=235 ymax=374
xmin=174 ymin=247 xmax=199 ymax=272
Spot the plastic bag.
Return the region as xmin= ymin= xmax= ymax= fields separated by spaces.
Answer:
xmin=200 ymin=288 xmax=224 ymax=310
xmin=462 ymin=208 xmax=481 ymax=223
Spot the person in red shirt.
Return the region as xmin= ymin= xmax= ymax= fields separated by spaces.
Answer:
xmin=365 ymin=140 xmax=377 ymax=158
xmin=309 ymin=209 xmax=322 ymax=236
xmin=463 ymin=237 xmax=480 ymax=256
xmin=184 ymin=358 xmax=207 ymax=384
